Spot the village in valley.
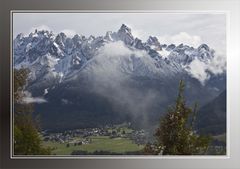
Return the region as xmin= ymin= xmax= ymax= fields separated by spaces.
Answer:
xmin=41 ymin=123 xmax=148 ymax=155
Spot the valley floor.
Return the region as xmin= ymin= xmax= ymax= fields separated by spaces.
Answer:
xmin=41 ymin=124 xmax=226 ymax=155
xmin=43 ymin=136 xmax=144 ymax=155
xmin=42 ymin=123 xmax=146 ymax=155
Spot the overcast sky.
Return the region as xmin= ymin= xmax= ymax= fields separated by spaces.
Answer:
xmin=13 ymin=12 xmax=226 ymax=55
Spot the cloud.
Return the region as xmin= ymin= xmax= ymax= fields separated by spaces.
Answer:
xmin=131 ymin=29 xmax=149 ymax=41
xmin=22 ymin=91 xmax=47 ymax=104
xmin=185 ymin=58 xmax=210 ymax=85
xmin=60 ymin=29 xmax=77 ymax=38
xmin=87 ymin=41 xmax=158 ymax=78
xmin=80 ymin=41 xmax=164 ymax=127
xmin=28 ymin=25 xmax=51 ymax=34
xmin=28 ymin=25 xmax=77 ymax=38
xmin=158 ymin=32 xmax=226 ymax=85
xmin=61 ymin=98 xmax=72 ymax=105
xmin=158 ymin=32 xmax=202 ymax=47
xmin=97 ymin=41 xmax=135 ymax=57
xmin=185 ymin=52 xmax=226 ymax=85
xmin=207 ymin=53 xmax=226 ymax=75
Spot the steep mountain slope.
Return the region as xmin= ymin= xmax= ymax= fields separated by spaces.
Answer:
xmin=14 ymin=24 xmax=226 ymax=131
xmin=196 ymin=90 xmax=226 ymax=135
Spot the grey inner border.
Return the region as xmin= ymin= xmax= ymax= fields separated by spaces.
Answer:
xmin=1 ymin=0 xmax=240 ymax=169
xmin=10 ymin=10 xmax=229 ymax=159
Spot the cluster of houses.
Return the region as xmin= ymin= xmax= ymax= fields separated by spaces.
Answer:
xmin=42 ymin=128 xmax=107 ymax=144
xmin=42 ymin=124 xmax=147 ymax=146
xmin=129 ymin=130 xmax=147 ymax=145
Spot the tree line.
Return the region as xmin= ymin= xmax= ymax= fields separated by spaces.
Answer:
xmin=14 ymin=68 xmax=50 ymax=155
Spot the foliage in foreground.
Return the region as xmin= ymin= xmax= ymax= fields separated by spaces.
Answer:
xmin=14 ymin=68 xmax=51 ymax=155
xmin=144 ymin=80 xmax=211 ymax=155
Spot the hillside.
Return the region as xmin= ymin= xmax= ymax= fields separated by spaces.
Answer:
xmin=196 ymin=90 xmax=226 ymax=135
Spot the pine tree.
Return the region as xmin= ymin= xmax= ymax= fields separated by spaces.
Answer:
xmin=145 ymin=80 xmax=211 ymax=155
xmin=14 ymin=68 xmax=51 ymax=155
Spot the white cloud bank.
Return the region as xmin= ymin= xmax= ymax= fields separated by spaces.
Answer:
xmin=84 ymin=41 xmax=163 ymax=124
xmin=158 ymin=32 xmax=226 ymax=85
xmin=91 ymin=41 xmax=158 ymax=77
xmin=22 ymin=91 xmax=47 ymax=104
xmin=28 ymin=25 xmax=51 ymax=34
xmin=60 ymin=29 xmax=77 ymax=38
xmin=185 ymin=53 xmax=226 ymax=85
xmin=158 ymin=32 xmax=202 ymax=48
xmin=28 ymin=25 xmax=77 ymax=38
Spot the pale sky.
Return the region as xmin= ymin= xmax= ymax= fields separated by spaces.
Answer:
xmin=13 ymin=12 xmax=226 ymax=55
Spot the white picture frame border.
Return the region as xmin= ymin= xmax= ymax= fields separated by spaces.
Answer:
xmin=10 ymin=10 xmax=230 ymax=159
xmin=1 ymin=0 xmax=239 ymax=168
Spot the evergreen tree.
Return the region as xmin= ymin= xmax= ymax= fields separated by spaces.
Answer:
xmin=14 ymin=68 xmax=51 ymax=155
xmin=145 ymin=80 xmax=211 ymax=155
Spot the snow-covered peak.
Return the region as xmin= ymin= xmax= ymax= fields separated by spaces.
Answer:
xmin=55 ymin=32 xmax=67 ymax=46
xmin=16 ymin=33 xmax=24 ymax=40
xmin=29 ymin=29 xmax=54 ymax=39
xmin=117 ymin=24 xmax=134 ymax=45
xmin=147 ymin=36 xmax=162 ymax=53
xmin=133 ymin=38 xmax=144 ymax=50
xmin=167 ymin=42 xmax=214 ymax=67
xmin=197 ymin=44 xmax=214 ymax=62
xmin=13 ymin=24 xmax=224 ymax=87
xmin=118 ymin=24 xmax=132 ymax=34
xmin=166 ymin=44 xmax=176 ymax=51
xmin=105 ymin=31 xmax=113 ymax=41
xmin=198 ymin=44 xmax=210 ymax=52
xmin=87 ymin=35 xmax=95 ymax=43
xmin=72 ymin=34 xmax=84 ymax=45
xmin=147 ymin=36 xmax=160 ymax=47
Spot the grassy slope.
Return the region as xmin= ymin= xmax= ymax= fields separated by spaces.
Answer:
xmin=43 ymin=136 xmax=143 ymax=155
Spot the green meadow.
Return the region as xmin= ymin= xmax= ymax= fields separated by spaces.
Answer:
xmin=43 ymin=136 xmax=144 ymax=155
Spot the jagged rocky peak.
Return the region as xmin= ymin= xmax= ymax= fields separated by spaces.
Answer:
xmin=29 ymin=29 xmax=54 ymax=39
xmin=198 ymin=43 xmax=210 ymax=52
xmin=55 ymin=32 xmax=67 ymax=44
xmin=175 ymin=43 xmax=191 ymax=49
xmin=197 ymin=44 xmax=214 ymax=61
xmin=72 ymin=34 xmax=81 ymax=40
xmin=147 ymin=36 xmax=162 ymax=51
xmin=118 ymin=24 xmax=132 ymax=34
xmin=105 ymin=31 xmax=113 ymax=41
xmin=72 ymin=34 xmax=84 ymax=45
xmin=147 ymin=36 xmax=160 ymax=46
xmin=177 ymin=43 xmax=184 ymax=48
xmin=14 ymin=33 xmax=25 ymax=47
xmin=173 ymin=44 xmax=191 ymax=53
xmin=88 ymin=35 xmax=95 ymax=42
xmin=134 ymin=37 xmax=144 ymax=49
xmin=16 ymin=33 xmax=24 ymax=40
xmin=166 ymin=44 xmax=176 ymax=51
xmin=117 ymin=24 xmax=134 ymax=45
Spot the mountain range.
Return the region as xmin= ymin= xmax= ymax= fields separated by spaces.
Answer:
xmin=14 ymin=24 xmax=226 ymax=134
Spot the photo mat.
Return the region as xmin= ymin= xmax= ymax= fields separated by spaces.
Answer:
xmin=11 ymin=11 xmax=227 ymax=157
